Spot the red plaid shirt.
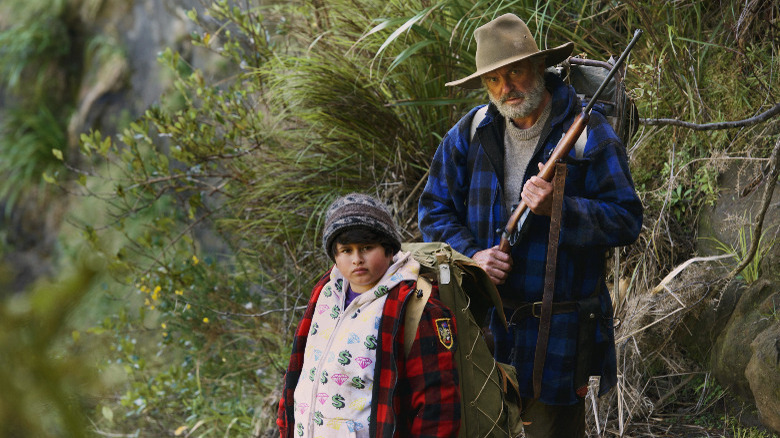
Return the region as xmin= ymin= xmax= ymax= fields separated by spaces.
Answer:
xmin=277 ymin=268 xmax=460 ymax=437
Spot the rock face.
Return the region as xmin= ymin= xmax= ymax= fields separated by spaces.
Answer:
xmin=674 ymin=279 xmax=742 ymax=365
xmin=1 ymin=0 xmax=209 ymax=294
xmin=710 ymin=280 xmax=778 ymax=402
xmin=71 ymin=0 xmax=207 ymax=142
xmin=745 ymin=323 xmax=780 ymax=432
xmin=698 ymin=161 xmax=780 ymax=433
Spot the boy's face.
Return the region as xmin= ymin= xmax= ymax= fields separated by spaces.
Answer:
xmin=334 ymin=242 xmax=394 ymax=294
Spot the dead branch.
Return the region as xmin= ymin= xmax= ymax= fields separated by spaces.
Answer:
xmin=728 ymin=135 xmax=780 ymax=279
xmin=651 ymin=254 xmax=732 ymax=295
xmin=640 ymin=102 xmax=780 ymax=130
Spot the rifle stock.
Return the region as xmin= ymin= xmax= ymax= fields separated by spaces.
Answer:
xmin=498 ymin=29 xmax=643 ymax=254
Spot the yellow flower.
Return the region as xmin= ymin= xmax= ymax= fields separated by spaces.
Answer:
xmin=192 ymin=255 xmax=199 ymax=265
xmin=161 ymin=323 xmax=167 ymax=329
xmin=203 ymin=317 xmax=209 ymax=323
xmin=174 ymin=289 xmax=184 ymax=296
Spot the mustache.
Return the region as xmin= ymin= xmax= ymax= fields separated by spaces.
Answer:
xmin=499 ymin=91 xmax=526 ymax=103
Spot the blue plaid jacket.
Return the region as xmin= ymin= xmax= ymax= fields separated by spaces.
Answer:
xmin=418 ymin=72 xmax=643 ymax=405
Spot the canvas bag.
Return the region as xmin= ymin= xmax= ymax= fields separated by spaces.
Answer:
xmin=562 ymin=56 xmax=640 ymax=151
xmin=402 ymin=242 xmax=523 ymax=438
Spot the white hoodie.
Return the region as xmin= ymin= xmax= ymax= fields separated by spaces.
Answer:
xmin=293 ymin=252 xmax=419 ymax=438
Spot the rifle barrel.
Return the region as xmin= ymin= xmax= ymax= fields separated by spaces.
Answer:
xmin=583 ymin=29 xmax=643 ymax=115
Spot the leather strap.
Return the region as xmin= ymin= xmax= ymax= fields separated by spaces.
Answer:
xmin=532 ymin=161 xmax=568 ymax=399
xmin=404 ymin=276 xmax=433 ymax=357
xmin=504 ymin=301 xmax=578 ymax=324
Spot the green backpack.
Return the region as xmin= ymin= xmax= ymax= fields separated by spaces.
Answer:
xmin=401 ymin=242 xmax=523 ymax=438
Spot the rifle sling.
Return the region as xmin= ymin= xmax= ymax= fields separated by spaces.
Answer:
xmin=532 ymin=161 xmax=567 ymax=399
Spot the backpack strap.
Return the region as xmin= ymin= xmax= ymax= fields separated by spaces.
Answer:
xmin=532 ymin=161 xmax=568 ymax=399
xmin=469 ymin=105 xmax=489 ymax=142
xmin=404 ymin=276 xmax=433 ymax=357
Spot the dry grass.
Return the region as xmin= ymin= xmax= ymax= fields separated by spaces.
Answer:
xmin=583 ymin=240 xmax=776 ymax=437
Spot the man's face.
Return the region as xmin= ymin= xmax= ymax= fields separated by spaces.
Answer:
xmin=483 ymin=59 xmax=546 ymax=122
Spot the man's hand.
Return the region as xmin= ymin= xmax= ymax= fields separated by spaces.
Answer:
xmin=521 ymin=162 xmax=554 ymax=216
xmin=472 ymin=246 xmax=513 ymax=285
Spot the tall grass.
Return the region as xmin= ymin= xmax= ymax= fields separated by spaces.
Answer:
xmin=704 ymin=225 xmax=777 ymax=284
xmin=237 ymin=0 xmax=644 ymax=262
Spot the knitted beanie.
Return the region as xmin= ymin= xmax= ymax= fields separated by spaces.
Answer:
xmin=322 ymin=193 xmax=402 ymax=260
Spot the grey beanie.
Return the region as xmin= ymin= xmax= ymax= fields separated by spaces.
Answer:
xmin=322 ymin=193 xmax=402 ymax=260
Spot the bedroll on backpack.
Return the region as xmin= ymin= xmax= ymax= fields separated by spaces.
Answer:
xmin=561 ymin=56 xmax=640 ymax=148
xmin=402 ymin=242 xmax=523 ymax=438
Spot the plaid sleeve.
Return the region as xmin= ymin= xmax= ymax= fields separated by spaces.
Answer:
xmin=276 ymin=377 xmax=290 ymax=438
xmin=403 ymin=290 xmax=461 ymax=438
xmin=560 ymin=111 xmax=643 ymax=248
xmin=419 ymin=107 xmax=484 ymax=258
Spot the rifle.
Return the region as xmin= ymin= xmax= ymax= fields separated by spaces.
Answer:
xmin=498 ymin=29 xmax=644 ymax=253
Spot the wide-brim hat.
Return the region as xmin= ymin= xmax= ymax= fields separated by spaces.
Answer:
xmin=446 ymin=13 xmax=574 ymax=89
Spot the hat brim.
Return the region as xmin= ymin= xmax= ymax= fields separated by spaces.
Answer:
xmin=446 ymin=42 xmax=574 ymax=89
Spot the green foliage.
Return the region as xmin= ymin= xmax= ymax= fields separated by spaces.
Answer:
xmin=767 ymin=295 xmax=780 ymax=324
xmin=72 ymin=2 xmax=296 ymax=434
xmin=0 ymin=259 xmax=99 ymax=437
xmin=187 ymin=0 xmax=277 ymax=69
xmin=0 ymin=0 xmax=74 ymax=211
xmin=657 ymin=148 xmax=720 ymax=223
xmin=0 ymin=107 xmax=67 ymax=210
xmin=725 ymin=415 xmax=775 ymax=438
xmin=86 ymin=255 xmax=286 ymax=436
xmin=620 ymin=0 xmax=778 ymax=289
xmin=704 ymin=224 xmax=777 ymax=284
xmin=660 ymin=376 xmax=777 ymax=437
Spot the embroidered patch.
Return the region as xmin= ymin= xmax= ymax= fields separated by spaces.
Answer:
xmin=435 ymin=318 xmax=454 ymax=349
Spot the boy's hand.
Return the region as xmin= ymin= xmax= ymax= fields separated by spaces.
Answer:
xmin=472 ymin=246 xmax=513 ymax=285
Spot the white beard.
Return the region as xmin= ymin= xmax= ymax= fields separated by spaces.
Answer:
xmin=489 ymin=72 xmax=546 ymax=121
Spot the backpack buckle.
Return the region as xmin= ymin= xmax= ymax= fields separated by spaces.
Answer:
xmin=532 ymin=301 xmax=543 ymax=318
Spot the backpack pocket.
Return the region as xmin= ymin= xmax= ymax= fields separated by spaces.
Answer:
xmin=497 ymin=361 xmax=524 ymax=438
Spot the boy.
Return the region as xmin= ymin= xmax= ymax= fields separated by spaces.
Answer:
xmin=277 ymin=193 xmax=460 ymax=438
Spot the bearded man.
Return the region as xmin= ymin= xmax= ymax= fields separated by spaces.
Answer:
xmin=418 ymin=13 xmax=643 ymax=437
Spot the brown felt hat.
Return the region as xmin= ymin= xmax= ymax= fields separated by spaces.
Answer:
xmin=446 ymin=13 xmax=574 ymax=89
